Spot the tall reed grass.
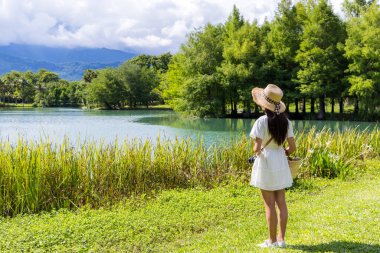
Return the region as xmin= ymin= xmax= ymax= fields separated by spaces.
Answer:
xmin=0 ymin=128 xmax=378 ymax=216
xmin=295 ymin=127 xmax=379 ymax=178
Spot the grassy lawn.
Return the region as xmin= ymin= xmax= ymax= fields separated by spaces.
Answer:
xmin=1 ymin=160 xmax=379 ymax=252
xmin=0 ymin=102 xmax=34 ymax=108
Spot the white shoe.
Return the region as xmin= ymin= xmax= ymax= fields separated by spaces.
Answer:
xmin=277 ymin=241 xmax=286 ymax=248
xmin=257 ymin=240 xmax=278 ymax=248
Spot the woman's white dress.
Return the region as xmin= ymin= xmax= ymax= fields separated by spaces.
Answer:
xmin=250 ymin=115 xmax=294 ymax=191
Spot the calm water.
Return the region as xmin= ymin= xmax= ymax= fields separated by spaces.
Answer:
xmin=0 ymin=108 xmax=377 ymax=146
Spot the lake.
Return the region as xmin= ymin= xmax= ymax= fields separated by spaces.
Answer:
xmin=0 ymin=108 xmax=377 ymax=146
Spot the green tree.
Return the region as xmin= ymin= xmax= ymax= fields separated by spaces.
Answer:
xmin=152 ymin=52 xmax=172 ymax=73
xmin=22 ymin=71 xmax=37 ymax=103
xmin=344 ymin=1 xmax=380 ymax=115
xmin=2 ymin=71 xmax=17 ymax=104
xmin=119 ymin=62 xmax=159 ymax=108
xmin=34 ymin=69 xmax=60 ymax=107
xmin=267 ymin=0 xmax=304 ymax=113
xmin=45 ymin=82 xmax=62 ymax=106
xmin=161 ymin=54 xmax=188 ymax=112
xmin=1 ymin=71 xmax=33 ymax=104
xmin=83 ymin=69 xmax=99 ymax=83
xmin=295 ymin=0 xmax=346 ymax=119
xmin=128 ymin=54 xmax=153 ymax=68
xmin=129 ymin=53 xmax=171 ymax=105
xmin=128 ymin=53 xmax=172 ymax=73
xmin=0 ymin=78 xmax=4 ymax=103
xmin=343 ymin=0 xmax=374 ymax=17
xmin=50 ymin=80 xmax=78 ymax=107
xmin=219 ymin=20 xmax=262 ymax=116
xmin=218 ymin=5 xmax=246 ymax=116
xmin=1 ymin=73 xmax=14 ymax=103
xmin=66 ymin=81 xmax=83 ymax=106
xmin=86 ymin=68 xmax=127 ymax=109
xmin=164 ymin=23 xmax=224 ymax=117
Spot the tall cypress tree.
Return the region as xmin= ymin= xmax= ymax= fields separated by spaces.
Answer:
xmin=267 ymin=0 xmax=304 ymax=114
xmin=164 ymin=23 xmax=224 ymax=117
xmin=295 ymin=0 xmax=346 ymax=119
xmin=344 ymin=1 xmax=380 ymax=116
xmin=219 ymin=5 xmax=245 ymax=116
xmin=219 ymin=6 xmax=262 ymax=117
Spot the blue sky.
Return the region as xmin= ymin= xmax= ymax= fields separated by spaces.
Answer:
xmin=0 ymin=0 xmax=344 ymax=54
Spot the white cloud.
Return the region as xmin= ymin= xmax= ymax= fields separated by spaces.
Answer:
xmin=0 ymin=0 xmax=345 ymax=54
xmin=121 ymin=35 xmax=172 ymax=48
xmin=161 ymin=20 xmax=189 ymax=38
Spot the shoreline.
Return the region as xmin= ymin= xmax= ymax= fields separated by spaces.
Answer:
xmin=1 ymin=103 xmax=378 ymax=122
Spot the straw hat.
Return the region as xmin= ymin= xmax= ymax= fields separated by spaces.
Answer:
xmin=251 ymin=84 xmax=286 ymax=114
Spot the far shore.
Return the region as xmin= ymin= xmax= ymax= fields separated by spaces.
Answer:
xmin=1 ymin=103 xmax=379 ymax=122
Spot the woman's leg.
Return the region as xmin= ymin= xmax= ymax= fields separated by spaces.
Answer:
xmin=260 ymin=189 xmax=277 ymax=243
xmin=274 ymin=189 xmax=288 ymax=242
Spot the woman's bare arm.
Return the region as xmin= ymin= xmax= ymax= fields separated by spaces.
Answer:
xmin=285 ymin=137 xmax=296 ymax=156
xmin=254 ymin=137 xmax=263 ymax=156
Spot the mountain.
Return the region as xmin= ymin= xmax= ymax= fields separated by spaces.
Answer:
xmin=0 ymin=44 xmax=136 ymax=80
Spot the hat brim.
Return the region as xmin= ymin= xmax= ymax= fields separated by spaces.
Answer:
xmin=252 ymin=88 xmax=286 ymax=113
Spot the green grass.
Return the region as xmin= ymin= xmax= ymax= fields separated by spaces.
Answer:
xmin=1 ymin=128 xmax=379 ymax=216
xmin=0 ymin=102 xmax=34 ymax=108
xmin=0 ymin=159 xmax=379 ymax=252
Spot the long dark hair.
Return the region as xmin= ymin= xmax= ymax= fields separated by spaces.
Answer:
xmin=265 ymin=109 xmax=288 ymax=145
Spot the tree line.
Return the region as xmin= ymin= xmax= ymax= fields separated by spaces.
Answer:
xmin=0 ymin=69 xmax=84 ymax=107
xmin=85 ymin=52 xmax=171 ymax=109
xmin=0 ymin=53 xmax=171 ymax=109
xmin=162 ymin=0 xmax=379 ymax=119
xmin=1 ymin=0 xmax=379 ymax=120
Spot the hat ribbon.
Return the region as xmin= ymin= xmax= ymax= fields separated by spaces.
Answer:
xmin=263 ymin=91 xmax=281 ymax=115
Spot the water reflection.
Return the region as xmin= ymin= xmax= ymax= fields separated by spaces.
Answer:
xmin=137 ymin=114 xmax=377 ymax=133
xmin=291 ymin=120 xmax=377 ymax=132
xmin=137 ymin=115 xmax=254 ymax=132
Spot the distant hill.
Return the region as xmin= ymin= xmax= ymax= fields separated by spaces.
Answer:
xmin=0 ymin=44 xmax=136 ymax=80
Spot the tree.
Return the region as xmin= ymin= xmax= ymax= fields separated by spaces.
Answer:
xmin=267 ymin=0 xmax=304 ymax=114
xmin=295 ymin=0 xmax=346 ymax=119
xmin=219 ymin=20 xmax=262 ymax=116
xmin=343 ymin=0 xmax=374 ymax=17
xmin=128 ymin=54 xmax=153 ymax=68
xmin=119 ymin=62 xmax=159 ymax=108
xmin=0 ymin=78 xmax=4 ymax=103
xmin=0 ymin=75 xmax=12 ymax=103
xmin=1 ymin=71 xmax=34 ymax=104
xmin=45 ymin=81 xmax=63 ymax=106
xmin=344 ymin=1 xmax=380 ymax=115
xmin=66 ymin=81 xmax=83 ymax=106
xmin=218 ymin=6 xmax=246 ymax=116
xmin=128 ymin=53 xmax=172 ymax=73
xmin=34 ymin=69 xmax=60 ymax=106
xmin=128 ymin=53 xmax=172 ymax=105
xmin=86 ymin=68 xmax=127 ymax=109
xmin=152 ymin=52 xmax=172 ymax=73
xmin=161 ymin=54 xmax=188 ymax=112
xmin=164 ymin=23 xmax=224 ymax=117
xmin=22 ymin=71 xmax=37 ymax=103
xmin=83 ymin=69 xmax=99 ymax=83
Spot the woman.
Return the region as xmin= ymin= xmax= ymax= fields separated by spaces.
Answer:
xmin=250 ymin=84 xmax=296 ymax=248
